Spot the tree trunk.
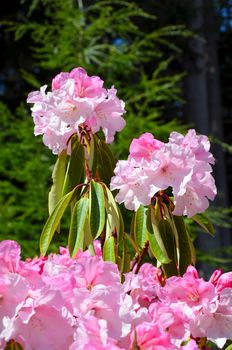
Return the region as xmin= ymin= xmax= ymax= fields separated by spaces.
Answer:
xmin=183 ymin=0 xmax=231 ymax=276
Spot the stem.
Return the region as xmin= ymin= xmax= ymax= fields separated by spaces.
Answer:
xmin=85 ymin=160 xmax=92 ymax=182
xmin=131 ymin=252 xmax=140 ymax=272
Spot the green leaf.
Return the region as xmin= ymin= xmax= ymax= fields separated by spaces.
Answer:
xmin=83 ymin=216 xmax=95 ymax=254
xmin=62 ymin=135 xmax=85 ymax=196
xmin=48 ymin=150 xmax=67 ymax=215
xmin=134 ymin=205 xmax=149 ymax=249
xmin=89 ymin=180 xmax=105 ymax=239
xmin=104 ymin=185 xmax=120 ymax=240
xmin=224 ymin=344 xmax=232 ymax=350
xmin=118 ymin=205 xmax=125 ymax=243
xmin=99 ymin=139 xmax=116 ymax=169
xmin=103 ymin=236 xmax=116 ymax=263
xmin=97 ymin=140 xmax=116 ymax=186
xmin=146 ymin=206 xmax=171 ymax=264
xmin=120 ymin=240 xmax=131 ymax=274
xmin=68 ymin=197 xmax=89 ymax=256
xmin=192 ymin=213 xmax=215 ymax=236
xmin=158 ymin=219 xmax=178 ymax=277
xmin=40 ymin=188 xmax=75 ymax=256
xmin=174 ymin=216 xmax=194 ymax=275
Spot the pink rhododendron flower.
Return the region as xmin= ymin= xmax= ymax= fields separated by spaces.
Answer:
xmin=129 ymin=323 xmax=176 ymax=350
xmin=129 ymin=133 xmax=164 ymax=162
xmin=189 ymin=289 xmax=232 ymax=348
xmin=213 ymin=271 xmax=232 ymax=293
xmin=1 ymin=240 xmax=231 ymax=349
xmin=159 ymin=266 xmax=216 ymax=307
xmin=169 ymin=129 xmax=215 ymax=165
xmin=110 ymin=129 xmax=217 ymax=217
xmin=110 ymin=158 xmax=157 ymax=211
xmin=0 ymin=240 xmax=21 ymax=273
xmin=2 ymin=293 xmax=73 ymax=350
xmin=27 ymin=67 xmax=126 ymax=154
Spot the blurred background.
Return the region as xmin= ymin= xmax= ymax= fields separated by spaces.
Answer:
xmin=0 ymin=0 xmax=231 ymax=274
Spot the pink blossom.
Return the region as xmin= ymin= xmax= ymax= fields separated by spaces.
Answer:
xmin=0 ymin=240 xmax=21 ymax=273
xmin=27 ymin=68 xmax=126 ymax=153
xmin=213 ymin=272 xmax=232 ymax=293
xmin=2 ymin=291 xmax=73 ymax=350
xmin=129 ymin=323 xmax=177 ymax=350
xmin=129 ymin=133 xmax=164 ymax=162
xmin=189 ymin=289 xmax=232 ymax=348
xmin=1 ymin=240 xmax=232 ymax=348
xmin=169 ymin=129 xmax=215 ymax=164
xmin=111 ymin=129 xmax=217 ymax=217
xmin=148 ymin=303 xmax=188 ymax=343
xmin=149 ymin=142 xmax=194 ymax=198
xmin=70 ymin=316 xmax=123 ymax=350
xmin=110 ymin=159 xmax=157 ymax=211
xmin=123 ymin=264 xmax=161 ymax=307
xmin=159 ymin=267 xmax=216 ymax=307
xmin=52 ymin=67 xmax=105 ymax=98
xmin=0 ymin=274 xmax=29 ymax=334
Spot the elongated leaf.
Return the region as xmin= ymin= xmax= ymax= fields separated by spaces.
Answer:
xmin=48 ymin=150 xmax=67 ymax=215
xmin=89 ymin=180 xmax=105 ymax=238
xmin=134 ymin=205 xmax=149 ymax=249
xmin=104 ymin=185 xmax=120 ymax=240
xmin=174 ymin=216 xmax=194 ymax=275
xmin=68 ymin=197 xmax=89 ymax=256
xmin=40 ymin=188 xmax=75 ymax=256
xmin=158 ymin=219 xmax=178 ymax=277
xmin=192 ymin=213 xmax=215 ymax=236
xmin=103 ymin=236 xmax=116 ymax=263
xmin=62 ymin=135 xmax=85 ymax=196
xmin=120 ymin=240 xmax=131 ymax=274
xmin=99 ymin=139 xmax=116 ymax=170
xmin=224 ymin=344 xmax=232 ymax=350
xmin=147 ymin=206 xmax=170 ymax=264
xmin=84 ymin=216 xmax=95 ymax=255
xmin=97 ymin=140 xmax=116 ymax=186
xmin=118 ymin=204 xmax=125 ymax=243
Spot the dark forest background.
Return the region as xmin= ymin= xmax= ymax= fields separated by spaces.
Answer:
xmin=0 ymin=0 xmax=232 ymax=274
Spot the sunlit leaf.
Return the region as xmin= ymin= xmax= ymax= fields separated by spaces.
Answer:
xmin=104 ymin=185 xmax=120 ymax=240
xmin=62 ymin=135 xmax=85 ymax=196
xmin=68 ymin=197 xmax=89 ymax=256
xmin=174 ymin=216 xmax=194 ymax=275
xmin=147 ymin=206 xmax=171 ymax=264
xmin=89 ymin=180 xmax=105 ymax=239
xmin=40 ymin=188 xmax=75 ymax=256
xmin=97 ymin=140 xmax=116 ymax=186
xmin=120 ymin=240 xmax=131 ymax=274
xmin=192 ymin=213 xmax=215 ymax=236
xmin=48 ymin=150 xmax=67 ymax=215
xmin=134 ymin=205 xmax=149 ymax=249
xmin=103 ymin=236 xmax=116 ymax=263
xmin=158 ymin=219 xmax=178 ymax=277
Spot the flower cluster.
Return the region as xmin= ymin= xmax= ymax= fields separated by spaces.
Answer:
xmin=27 ymin=67 xmax=126 ymax=154
xmin=1 ymin=240 xmax=232 ymax=350
xmin=110 ymin=130 xmax=217 ymax=217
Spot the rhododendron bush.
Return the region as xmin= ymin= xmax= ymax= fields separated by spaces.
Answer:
xmin=1 ymin=67 xmax=232 ymax=349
